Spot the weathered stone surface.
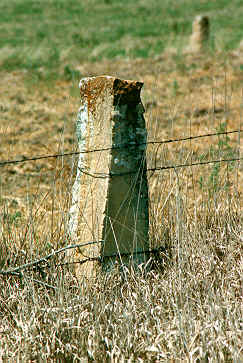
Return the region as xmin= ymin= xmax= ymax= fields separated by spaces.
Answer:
xmin=68 ymin=76 xmax=149 ymax=278
xmin=186 ymin=15 xmax=210 ymax=53
xmin=232 ymin=39 xmax=243 ymax=57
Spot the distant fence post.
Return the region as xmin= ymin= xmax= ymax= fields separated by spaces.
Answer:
xmin=68 ymin=76 xmax=149 ymax=278
xmin=187 ymin=15 xmax=210 ymax=53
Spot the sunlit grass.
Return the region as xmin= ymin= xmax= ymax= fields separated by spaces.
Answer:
xmin=1 ymin=0 xmax=243 ymax=79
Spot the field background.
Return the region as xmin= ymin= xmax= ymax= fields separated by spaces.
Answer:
xmin=0 ymin=0 xmax=242 ymax=361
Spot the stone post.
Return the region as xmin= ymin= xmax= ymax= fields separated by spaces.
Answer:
xmin=233 ymin=39 xmax=243 ymax=57
xmin=68 ymin=76 xmax=149 ymax=278
xmin=187 ymin=15 xmax=210 ymax=53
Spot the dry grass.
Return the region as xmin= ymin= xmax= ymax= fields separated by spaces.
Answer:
xmin=0 ymin=53 xmax=242 ymax=361
xmin=0 ymin=210 xmax=242 ymax=361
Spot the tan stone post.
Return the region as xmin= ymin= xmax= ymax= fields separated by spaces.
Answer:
xmin=68 ymin=76 xmax=149 ymax=278
xmin=187 ymin=15 xmax=210 ymax=53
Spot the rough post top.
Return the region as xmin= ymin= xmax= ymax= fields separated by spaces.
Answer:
xmin=193 ymin=15 xmax=209 ymax=27
xmin=79 ymin=76 xmax=143 ymax=109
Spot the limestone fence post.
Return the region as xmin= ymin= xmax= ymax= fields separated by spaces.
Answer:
xmin=186 ymin=15 xmax=210 ymax=53
xmin=68 ymin=76 xmax=150 ymax=278
xmin=232 ymin=39 xmax=243 ymax=57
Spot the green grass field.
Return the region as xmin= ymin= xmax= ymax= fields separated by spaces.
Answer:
xmin=1 ymin=0 xmax=243 ymax=78
xmin=0 ymin=0 xmax=242 ymax=361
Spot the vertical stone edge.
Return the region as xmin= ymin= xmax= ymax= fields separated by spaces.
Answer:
xmin=101 ymin=78 xmax=150 ymax=270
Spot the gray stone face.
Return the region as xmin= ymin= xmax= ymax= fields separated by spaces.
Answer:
xmin=68 ymin=76 xmax=150 ymax=278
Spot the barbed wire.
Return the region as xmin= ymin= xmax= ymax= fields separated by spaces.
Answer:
xmin=75 ymin=156 xmax=242 ymax=179
xmin=0 ymin=240 xmax=103 ymax=276
xmin=146 ymin=156 xmax=242 ymax=174
xmin=0 ymin=129 xmax=241 ymax=167
xmin=0 ymin=241 xmax=168 ymax=290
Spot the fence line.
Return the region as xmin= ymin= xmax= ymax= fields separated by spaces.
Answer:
xmin=80 ymin=156 xmax=241 ymax=179
xmin=0 ymin=241 xmax=103 ymax=276
xmin=1 ymin=153 xmax=241 ymax=286
xmin=0 ymin=129 xmax=241 ymax=168
xmin=0 ymin=241 xmax=168 ymax=290
xmin=1 ymin=73 xmax=242 ymax=280
xmin=0 ymin=242 xmax=166 ymax=276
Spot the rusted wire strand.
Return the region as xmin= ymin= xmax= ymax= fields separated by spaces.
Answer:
xmin=0 ymin=244 xmax=168 ymax=290
xmin=0 ymin=129 xmax=241 ymax=167
xmin=0 ymin=244 xmax=167 ymax=276
xmin=0 ymin=240 xmax=103 ymax=276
